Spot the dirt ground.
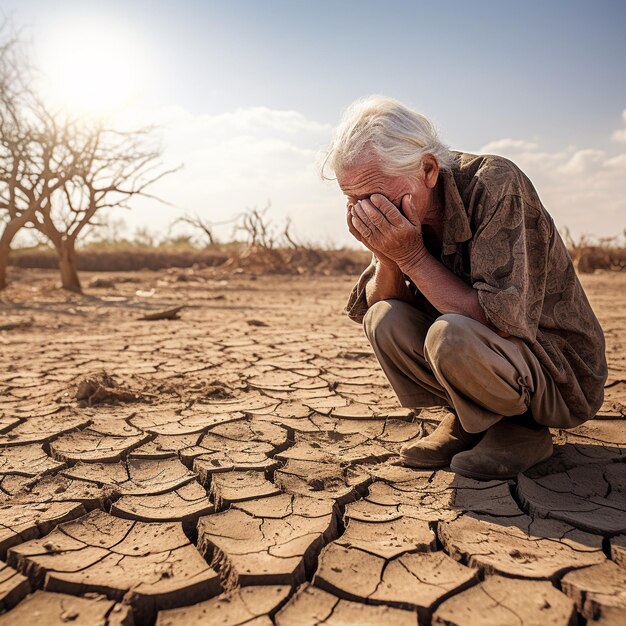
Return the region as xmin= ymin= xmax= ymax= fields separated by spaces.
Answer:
xmin=0 ymin=266 xmax=624 ymax=626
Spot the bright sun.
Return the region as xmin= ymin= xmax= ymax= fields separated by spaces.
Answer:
xmin=39 ymin=17 xmax=147 ymax=116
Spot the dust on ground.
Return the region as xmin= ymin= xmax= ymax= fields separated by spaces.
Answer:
xmin=0 ymin=267 xmax=624 ymax=625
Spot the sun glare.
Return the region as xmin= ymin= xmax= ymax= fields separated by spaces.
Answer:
xmin=39 ymin=17 xmax=147 ymax=117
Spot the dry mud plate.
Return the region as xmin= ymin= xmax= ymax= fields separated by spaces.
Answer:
xmin=0 ymin=268 xmax=625 ymax=625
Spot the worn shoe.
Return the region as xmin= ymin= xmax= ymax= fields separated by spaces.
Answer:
xmin=450 ymin=421 xmax=553 ymax=480
xmin=399 ymin=412 xmax=482 ymax=468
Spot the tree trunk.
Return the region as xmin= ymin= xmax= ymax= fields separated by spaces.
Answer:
xmin=0 ymin=239 xmax=10 ymax=291
xmin=57 ymin=238 xmax=81 ymax=293
xmin=0 ymin=219 xmax=26 ymax=291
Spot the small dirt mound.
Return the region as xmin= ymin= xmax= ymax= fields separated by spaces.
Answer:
xmin=190 ymin=379 xmax=236 ymax=401
xmin=205 ymin=382 xmax=235 ymax=400
xmin=75 ymin=370 xmax=141 ymax=407
xmin=88 ymin=277 xmax=116 ymax=288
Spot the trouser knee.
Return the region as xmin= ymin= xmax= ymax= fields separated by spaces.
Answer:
xmin=424 ymin=313 xmax=474 ymax=366
xmin=363 ymin=299 xmax=414 ymax=353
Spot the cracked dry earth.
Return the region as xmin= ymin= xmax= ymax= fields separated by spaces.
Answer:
xmin=0 ymin=268 xmax=624 ymax=626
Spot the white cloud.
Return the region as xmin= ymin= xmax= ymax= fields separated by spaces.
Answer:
xmin=558 ymin=149 xmax=606 ymax=175
xmin=611 ymin=109 xmax=626 ymax=142
xmin=111 ymin=105 xmax=351 ymax=247
xmin=480 ymin=138 xmax=540 ymax=153
xmin=478 ymin=133 xmax=626 ymax=239
xmin=612 ymin=129 xmax=626 ymax=142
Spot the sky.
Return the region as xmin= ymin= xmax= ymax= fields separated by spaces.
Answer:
xmin=3 ymin=0 xmax=626 ymax=246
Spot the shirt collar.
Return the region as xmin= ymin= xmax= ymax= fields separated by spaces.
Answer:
xmin=439 ymin=159 xmax=472 ymax=256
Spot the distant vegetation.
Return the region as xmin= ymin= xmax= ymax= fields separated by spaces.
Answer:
xmin=8 ymin=205 xmax=372 ymax=275
xmin=8 ymin=220 xmax=625 ymax=277
xmin=563 ymin=229 xmax=626 ymax=274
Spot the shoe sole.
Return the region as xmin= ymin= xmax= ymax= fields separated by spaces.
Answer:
xmin=449 ymin=462 xmax=516 ymax=481
xmin=399 ymin=455 xmax=451 ymax=469
xmin=450 ymin=448 xmax=553 ymax=481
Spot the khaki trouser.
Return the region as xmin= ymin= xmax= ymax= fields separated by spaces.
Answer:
xmin=363 ymin=299 xmax=573 ymax=433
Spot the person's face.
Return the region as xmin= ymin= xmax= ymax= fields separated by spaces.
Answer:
xmin=338 ymin=161 xmax=410 ymax=210
xmin=337 ymin=158 xmax=436 ymax=221
xmin=338 ymin=155 xmax=440 ymax=226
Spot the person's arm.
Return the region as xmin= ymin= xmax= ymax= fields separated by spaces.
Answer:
xmin=344 ymin=253 xmax=415 ymax=324
xmin=397 ymin=251 xmax=489 ymax=324
xmin=365 ymin=258 xmax=415 ymax=307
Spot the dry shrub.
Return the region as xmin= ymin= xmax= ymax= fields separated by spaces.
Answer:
xmin=8 ymin=243 xmax=369 ymax=275
xmin=15 ymin=225 xmax=625 ymax=277
xmin=75 ymin=370 xmax=142 ymax=407
xmin=564 ymin=229 xmax=626 ymax=273
xmin=223 ymin=245 xmax=369 ymax=275
xmin=222 ymin=207 xmax=370 ymax=275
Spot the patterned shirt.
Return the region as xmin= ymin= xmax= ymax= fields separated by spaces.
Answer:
xmin=345 ymin=151 xmax=607 ymax=423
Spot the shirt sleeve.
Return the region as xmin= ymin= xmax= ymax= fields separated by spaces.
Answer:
xmin=344 ymin=254 xmax=377 ymax=324
xmin=470 ymin=193 xmax=552 ymax=342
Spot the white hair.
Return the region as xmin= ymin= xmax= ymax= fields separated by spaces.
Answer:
xmin=321 ymin=95 xmax=456 ymax=179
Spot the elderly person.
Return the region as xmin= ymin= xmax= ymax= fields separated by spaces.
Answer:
xmin=325 ymin=96 xmax=607 ymax=480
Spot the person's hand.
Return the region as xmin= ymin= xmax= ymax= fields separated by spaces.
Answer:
xmin=350 ymin=193 xmax=428 ymax=271
xmin=346 ymin=202 xmax=396 ymax=269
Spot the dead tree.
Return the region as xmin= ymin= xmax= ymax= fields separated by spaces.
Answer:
xmin=282 ymin=216 xmax=323 ymax=269
xmin=172 ymin=213 xmax=217 ymax=246
xmin=0 ymin=26 xmax=87 ymax=290
xmin=0 ymin=86 xmax=31 ymax=290
xmin=28 ymin=124 xmax=176 ymax=292
xmin=236 ymin=203 xmax=275 ymax=249
xmin=0 ymin=100 xmax=96 ymax=289
xmin=0 ymin=23 xmax=176 ymax=292
xmin=0 ymin=24 xmax=38 ymax=289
